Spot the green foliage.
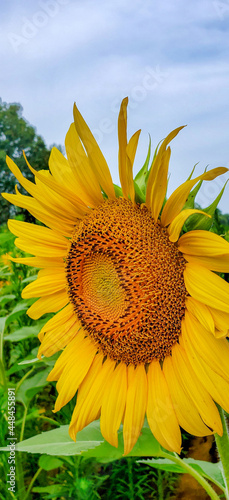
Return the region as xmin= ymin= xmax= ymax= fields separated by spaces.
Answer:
xmin=140 ymin=457 xmax=225 ymax=491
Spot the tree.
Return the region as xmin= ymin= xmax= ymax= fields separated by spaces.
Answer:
xmin=0 ymin=99 xmax=59 ymax=224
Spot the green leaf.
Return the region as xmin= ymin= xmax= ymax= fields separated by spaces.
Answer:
xmin=134 ymin=136 xmax=151 ymax=200
xmin=83 ymin=424 xmax=161 ymax=462
xmin=22 ymin=275 xmax=37 ymax=284
xmin=38 ymin=455 xmax=64 ymax=471
xmin=10 ymin=422 xmax=104 ymax=456
xmin=5 ymin=301 xmax=29 ymax=327
xmin=183 ymin=179 xmax=203 ymax=209
xmin=140 ymin=457 xmax=225 ymax=490
xmin=18 ymin=351 xmax=59 ymax=367
xmin=113 ymin=184 xmax=123 ymax=198
xmin=185 ymin=179 xmax=229 ymax=232
xmin=32 ymin=485 xmax=66 ymax=495
xmin=11 ymin=421 xmax=161 ymax=459
xmin=18 ymin=357 xmax=41 ymax=366
xmin=5 ymin=324 xmax=41 ymax=342
xmin=16 ymin=367 xmax=51 ymax=405
xmin=0 ymin=294 xmax=16 ymax=305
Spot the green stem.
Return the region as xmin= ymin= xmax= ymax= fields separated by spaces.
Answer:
xmin=0 ymin=358 xmax=7 ymax=389
xmin=160 ymin=451 xmax=222 ymax=500
xmin=157 ymin=470 xmax=164 ymax=500
xmin=24 ymin=467 xmax=42 ymax=500
xmin=20 ymin=404 xmax=28 ymax=442
xmin=15 ymin=367 xmax=34 ymax=395
xmin=215 ymin=406 xmax=229 ymax=500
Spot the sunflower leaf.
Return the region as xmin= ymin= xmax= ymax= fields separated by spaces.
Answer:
xmin=83 ymin=426 xmax=162 ymax=462
xmin=4 ymin=324 xmax=42 ymax=342
xmin=5 ymin=421 xmax=162 ymax=459
xmin=139 ymin=457 xmax=225 ymax=490
xmin=183 ymin=180 xmax=203 ymax=209
xmin=38 ymin=455 xmax=64 ymax=471
xmin=4 ymin=423 xmax=104 ymax=456
xmin=16 ymin=367 xmax=51 ymax=405
xmin=184 ymin=179 xmax=229 ymax=232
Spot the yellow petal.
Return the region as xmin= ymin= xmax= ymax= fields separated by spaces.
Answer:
xmin=49 ymin=146 xmax=88 ymax=203
xmin=3 ymin=192 xmax=74 ymax=237
xmin=208 ymin=306 xmax=229 ymax=333
xmin=100 ymin=362 xmax=127 ymax=448
xmin=38 ymin=316 xmax=81 ymax=358
xmin=147 ymin=360 xmax=181 ymax=453
xmin=123 ymin=364 xmax=147 ymax=455
xmin=178 ymin=230 xmax=229 ymax=256
xmin=161 ymin=167 xmax=228 ymax=227
xmin=5 ymin=155 xmax=41 ymax=200
xmin=7 ymin=255 xmax=63 ymax=268
xmin=69 ymin=356 xmax=115 ymax=436
xmin=185 ymin=310 xmax=229 ymax=382
xmin=146 ymin=127 xmax=184 ymax=208
xmin=178 ymin=230 xmax=229 ymax=271
xmin=163 ymin=355 xmax=212 ymax=436
xmin=172 ymin=341 xmax=222 ymax=435
xmin=126 ymin=130 xmax=141 ymax=204
xmin=15 ymin=238 xmax=68 ymax=258
xmin=26 ymin=290 xmax=68 ymax=319
xmin=150 ymin=147 xmax=171 ymax=221
xmin=38 ymin=303 xmax=75 ymax=340
xmin=118 ymin=97 xmax=136 ymax=203
xmin=214 ymin=329 xmax=228 ymax=339
xmin=183 ymin=253 xmax=229 ymax=273
xmin=23 ymin=152 xmax=88 ymax=216
xmin=22 ymin=272 xmax=66 ymax=298
xmin=8 ymin=219 xmax=68 ymax=247
xmin=73 ymin=103 xmax=115 ymax=199
xmin=47 ymin=330 xmax=86 ymax=381
xmin=182 ymin=320 xmax=229 ymax=416
xmin=168 ymin=210 xmax=211 ymax=243
xmin=146 ymin=127 xmax=185 ymax=220
xmin=7 ymin=154 xmax=86 ymax=222
xmin=126 ymin=130 xmax=141 ymax=170
xmin=69 ymin=353 xmax=104 ymax=439
xmin=53 ymin=337 xmax=97 ymax=412
xmin=65 ymin=123 xmax=104 ymax=207
xmin=34 ymin=171 xmax=83 ymax=221
xmin=185 ymin=297 xmax=215 ymax=334
xmin=184 ymin=263 xmax=229 ymax=313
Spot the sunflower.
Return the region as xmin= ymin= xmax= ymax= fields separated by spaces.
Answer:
xmin=3 ymin=98 xmax=229 ymax=455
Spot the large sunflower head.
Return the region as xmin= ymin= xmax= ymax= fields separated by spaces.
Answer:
xmin=3 ymin=98 xmax=229 ymax=455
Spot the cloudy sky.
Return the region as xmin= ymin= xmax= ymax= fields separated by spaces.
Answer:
xmin=1 ymin=0 xmax=229 ymax=212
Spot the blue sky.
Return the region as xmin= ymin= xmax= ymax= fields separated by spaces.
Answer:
xmin=1 ymin=0 xmax=229 ymax=212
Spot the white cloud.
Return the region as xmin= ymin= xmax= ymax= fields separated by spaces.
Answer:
xmin=1 ymin=0 xmax=229 ymax=211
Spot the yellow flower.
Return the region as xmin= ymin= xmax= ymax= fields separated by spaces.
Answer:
xmin=3 ymin=98 xmax=229 ymax=455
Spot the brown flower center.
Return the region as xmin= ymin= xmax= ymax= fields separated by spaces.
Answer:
xmin=66 ymin=198 xmax=187 ymax=364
